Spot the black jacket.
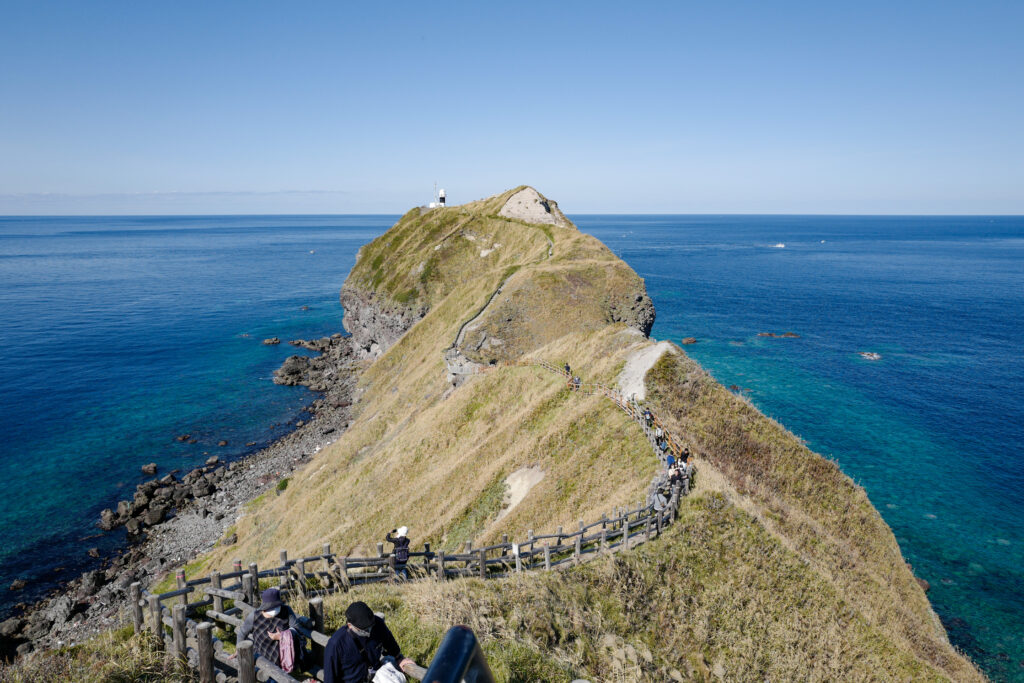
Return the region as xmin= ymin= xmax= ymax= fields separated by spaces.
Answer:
xmin=323 ymin=616 xmax=403 ymax=683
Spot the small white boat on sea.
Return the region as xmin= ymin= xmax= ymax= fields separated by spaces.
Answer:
xmin=773 ymin=242 xmax=786 ymax=248
xmin=859 ymin=351 xmax=882 ymax=361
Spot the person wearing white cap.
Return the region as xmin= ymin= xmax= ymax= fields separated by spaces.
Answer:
xmin=385 ymin=526 xmax=411 ymax=580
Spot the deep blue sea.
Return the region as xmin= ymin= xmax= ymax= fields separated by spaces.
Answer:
xmin=1 ymin=215 xmax=1021 ymax=679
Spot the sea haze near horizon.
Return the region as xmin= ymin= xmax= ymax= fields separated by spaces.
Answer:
xmin=0 ymin=214 xmax=1021 ymax=680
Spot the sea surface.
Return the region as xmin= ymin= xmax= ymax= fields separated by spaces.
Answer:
xmin=0 ymin=214 xmax=1021 ymax=679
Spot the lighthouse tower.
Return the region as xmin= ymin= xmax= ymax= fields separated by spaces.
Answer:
xmin=438 ymin=188 xmax=446 ymax=206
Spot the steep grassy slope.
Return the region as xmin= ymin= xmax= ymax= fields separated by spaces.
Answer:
xmin=176 ymin=188 xmax=979 ymax=681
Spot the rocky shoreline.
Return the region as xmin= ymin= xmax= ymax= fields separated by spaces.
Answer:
xmin=1 ymin=334 xmax=362 ymax=660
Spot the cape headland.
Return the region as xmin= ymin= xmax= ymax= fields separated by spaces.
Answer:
xmin=1 ymin=187 xmax=983 ymax=681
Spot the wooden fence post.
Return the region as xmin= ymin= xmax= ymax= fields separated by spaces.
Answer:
xmin=308 ymin=597 xmax=324 ymax=664
xmin=556 ymin=526 xmax=563 ymax=545
xmin=464 ymin=541 xmax=473 ymax=570
xmin=338 ymin=556 xmax=350 ymax=590
xmin=527 ymin=529 xmax=535 ymax=569
xmin=437 ymin=552 xmax=446 ymax=581
xmin=514 ymin=544 xmax=522 ymax=574
xmin=478 ymin=549 xmax=487 ymax=579
xmin=544 ymin=545 xmax=551 ymax=571
xmin=129 ymin=582 xmax=143 ymax=634
xmin=241 ymin=574 xmax=253 ymax=608
xmin=172 ymin=603 xmax=186 ymax=663
xmin=376 ymin=542 xmax=385 ymax=558
xmin=645 ymin=517 xmax=653 ymax=542
xmin=574 ymin=532 xmax=582 ymax=564
xmin=279 ymin=549 xmax=290 ymax=589
xmin=423 ymin=542 xmax=431 ymax=577
xmin=296 ymin=559 xmax=307 ymax=595
xmin=237 ymin=640 xmax=257 ymax=683
xmin=210 ymin=571 xmax=223 ymax=614
xmin=601 ymin=527 xmax=608 ymax=554
xmin=148 ymin=594 xmax=162 ymax=644
xmin=197 ymin=622 xmax=214 ymax=683
xmin=248 ymin=562 xmax=259 ymax=603
xmin=657 ymin=508 xmax=663 ymax=536
xmin=175 ymin=570 xmax=188 ymax=609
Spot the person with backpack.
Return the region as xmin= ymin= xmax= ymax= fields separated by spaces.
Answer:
xmin=385 ymin=526 xmax=411 ymax=580
xmin=323 ymin=601 xmax=416 ymax=683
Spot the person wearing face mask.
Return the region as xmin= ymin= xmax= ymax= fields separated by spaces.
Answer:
xmin=323 ymin=601 xmax=417 ymax=683
xmin=238 ymin=587 xmax=307 ymax=671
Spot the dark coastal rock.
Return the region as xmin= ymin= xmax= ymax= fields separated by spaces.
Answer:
xmin=758 ymin=332 xmax=777 ymax=337
xmin=0 ymin=617 xmax=23 ymax=638
xmin=9 ymin=579 xmax=26 ymax=591
xmin=153 ymin=486 xmax=173 ymax=501
xmin=133 ymin=491 xmax=150 ymax=508
xmin=171 ymin=485 xmax=190 ymax=502
xmin=158 ymin=473 xmax=176 ymax=486
xmin=79 ymin=570 xmax=104 ymax=597
xmin=340 ymin=287 xmax=427 ymax=359
xmin=141 ymin=463 xmax=157 ymax=475
xmin=262 ymin=337 xmax=281 ymax=345
xmin=124 ymin=518 xmax=142 ymax=535
xmin=780 ymin=332 xmax=800 ymax=338
xmin=916 ymin=576 xmax=931 ymax=592
xmin=206 ymin=455 xmax=220 ymax=466
xmin=143 ymin=505 xmax=168 ymax=526
xmin=87 ymin=547 xmax=100 ymax=558
xmin=175 ymin=434 xmax=191 ymax=442
xmin=192 ymin=481 xmax=214 ymax=498
xmin=43 ymin=596 xmax=73 ymax=627
xmin=300 ymin=305 xmax=310 ymax=311
xmin=681 ymin=337 xmax=697 ymax=344
xmin=116 ymin=500 xmax=133 ymax=518
xmin=323 ymin=427 xmax=335 ymax=435
xmin=217 ymin=440 xmax=227 ymax=447
xmin=99 ymin=508 xmax=117 ymax=530
xmin=296 ymin=420 xmax=305 ymax=427
xmin=213 ymin=466 xmax=227 ymax=480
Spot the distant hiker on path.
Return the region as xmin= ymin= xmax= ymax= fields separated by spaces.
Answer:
xmin=386 ymin=526 xmax=411 ymax=580
xmin=237 ymin=588 xmax=307 ymax=672
xmin=643 ymin=408 xmax=653 ymax=427
xmin=564 ymin=362 xmax=571 ymax=375
xmin=324 ymin=601 xmax=417 ymax=683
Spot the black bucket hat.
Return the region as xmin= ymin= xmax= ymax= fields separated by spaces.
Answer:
xmin=346 ymin=601 xmax=375 ymax=631
xmin=258 ymin=587 xmax=283 ymax=612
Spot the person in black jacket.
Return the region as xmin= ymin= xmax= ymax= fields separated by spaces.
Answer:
xmin=323 ymin=601 xmax=416 ymax=683
xmin=385 ymin=526 xmax=410 ymax=580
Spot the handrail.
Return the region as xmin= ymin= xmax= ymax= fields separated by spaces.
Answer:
xmin=422 ymin=626 xmax=495 ymax=683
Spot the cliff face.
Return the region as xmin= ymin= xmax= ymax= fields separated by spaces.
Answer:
xmin=196 ymin=187 xmax=981 ymax=682
xmin=339 ymin=287 xmax=425 ymax=359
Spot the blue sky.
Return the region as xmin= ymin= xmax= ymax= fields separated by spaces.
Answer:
xmin=1 ymin=1 xmax=1022 ymax=214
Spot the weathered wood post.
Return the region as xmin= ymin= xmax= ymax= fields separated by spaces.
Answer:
xmin=423 ymin=542 xmax=431 ymax=577
xmin=172 ymin=603 xmax=186 ymax=663
xmin=129 ymin=582 xmax=143 ymax=634
xmin=210 ymin=571 xmax=223 ymax=614
xmin=527 ymin=529 xmax=535 ymax=570
xmin=388 ymin=554 xmax=397 ymax=581
xmin=478 ymin=549 xmax=487 ymax=579
xmin=657 ymin=508 xmax=664 ymax=536
xmin=338 ymin=555 xmax=350 ymax=590
xmin=197 ymin=622 xmax=215 ymax=683
xmin=376 ymin=542 xmax=385 ymax=558
xmin=248 ymin=562 xmax=259 ymax=603
xmin=279 ymin=549 xmax=290 ymax=589
xmin=464 ymin=541 xmax=473 ymax=570
xmin=241 ymin=574 xmax=254 ymax=608
xmin=237 ymin=640 xmax=257 ymax=683
xmin=175 ymin=570 xmax=188 ymax=609
xmin=601 ymin=527 xmax=608 ymax=554
xmin=148 ymin=594 xmax=162 ymax=644
xmin=574 ymin=532 xmax=582 ymax=564
xmin=514 ymin=544 xmax=522 ymax=574
xmin=556 ymin=526 xmax=563 ymax=545
xmin=544 ymin=545 xmax=552 ymax=571
xmin=308 ymin=597 xmax=325 ymax=664
xmin=437 ymin=552 xmax=446 ymax=581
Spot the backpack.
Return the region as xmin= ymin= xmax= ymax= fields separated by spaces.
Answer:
xmin=394 ymin=537 xmax=410 ymax=563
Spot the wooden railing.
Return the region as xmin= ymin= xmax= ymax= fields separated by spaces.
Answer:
xmin=128 ymin=360 xmax=689 ymax=682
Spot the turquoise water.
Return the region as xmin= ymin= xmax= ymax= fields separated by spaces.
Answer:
xmin=576 ymin=215 xmax=1024 ymax=680
xmin=0 ymin=214 xmax=1021 ymax=679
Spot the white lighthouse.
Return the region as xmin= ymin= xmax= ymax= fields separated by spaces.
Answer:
xmin=427 ymin=183 xmax=447 ymax=209
xmin=438 ymin=188 xmax=446 ymax=206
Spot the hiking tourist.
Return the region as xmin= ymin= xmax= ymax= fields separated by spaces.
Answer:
xmin=643 ymin=408 xmax=653 ymax=426
xmin=385 ymin=526 xmax=411 ymax=579
xmin=237 ymin=587 xmax=307 ymax=672
xmin=564 ymin=362 xmax=571 ymax=375
xmin=323 ymin=601 xmax=417 ymax=683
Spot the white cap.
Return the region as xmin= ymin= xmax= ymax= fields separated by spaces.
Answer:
xmin=397 ymin=526 xmax=408 ymax=537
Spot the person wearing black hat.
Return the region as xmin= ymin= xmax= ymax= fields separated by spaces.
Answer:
xmin=238 ymin=587 xmax=307 ymax=670
xmin=323 ymin=601 xmax=416 ymax=683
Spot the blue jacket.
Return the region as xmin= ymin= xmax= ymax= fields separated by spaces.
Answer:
xmin=324 ymin=616 xmax=403 ymax=683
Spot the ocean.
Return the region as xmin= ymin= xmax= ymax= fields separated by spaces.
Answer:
xmin=0 ymin=214 xmax=1021 ymax=679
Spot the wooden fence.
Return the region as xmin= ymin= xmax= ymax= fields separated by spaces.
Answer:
xmin=129 ymin=360 xmax=689 ymax=682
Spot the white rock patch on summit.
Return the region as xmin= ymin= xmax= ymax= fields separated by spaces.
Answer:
xmin=498 ymin=187 xmax=570 ymax=227
xmin=618 ymin=341 xmax=676 ymax=401
xmin=497 ymin=467 xmax=545 ymax=521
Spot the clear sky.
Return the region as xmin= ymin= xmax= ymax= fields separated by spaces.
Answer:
xmin=1 ymin=1 xmax=1022 ymax=214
